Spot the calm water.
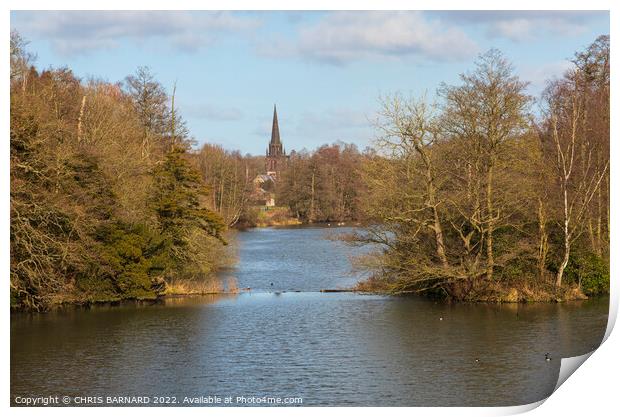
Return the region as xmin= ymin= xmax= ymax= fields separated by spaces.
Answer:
xmin=11 ymin=226 xmax=609 ymax=406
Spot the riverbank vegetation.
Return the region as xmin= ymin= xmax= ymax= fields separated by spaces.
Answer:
xmin=238 ymin=206 xmax=302 ymax=228
xmin=10 ymin=32 xmax=235 ymax=311
xmin=349 ymin=37 xmax=609 ymax=302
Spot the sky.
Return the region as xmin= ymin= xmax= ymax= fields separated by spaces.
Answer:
xmin=10 ymin=10 xmax=610 ymax=155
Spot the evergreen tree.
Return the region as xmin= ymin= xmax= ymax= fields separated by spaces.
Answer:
xmin=151 ymin=146 xmax=226 ymax=273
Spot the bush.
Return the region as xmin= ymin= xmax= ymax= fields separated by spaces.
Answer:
xmin=237 ymin=206 xmax=260 ymax=227
xmin=77 ymin=222 xmax=165 ymax=301
xmin=565 ymin=252 xmax=610 ymax=296
xmin=499 ymin=253 xmax=539 ymax=283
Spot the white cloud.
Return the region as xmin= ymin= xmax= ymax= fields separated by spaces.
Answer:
xmin=520 ymin=60 xmax=576 ymax=92
xmin=259 ymin=11 xmax=479 ymax=65
xmin=488 ymin=17 xmax=587 ymax=42
xmin=11 ymin=11 xmax=260 ymax=56
xmin=432 ymin=11 xmax=607 ymax=42
xmin=490 ymin=18 xmax=538 ymax=41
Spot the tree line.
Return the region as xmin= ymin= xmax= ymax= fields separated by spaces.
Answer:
xmin=348 ymin=37 xmax=609 ymax=301
xmin=276 ymin=143 xmax=367 ymax=223
xmin=10 ymin=32 xmax=232 ymax=310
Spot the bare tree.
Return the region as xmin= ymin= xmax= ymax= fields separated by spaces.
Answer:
xmin=197 ymin=144 xmax=253 ymax=226
xmin=375 ymin=94 xmax=449 ymax=268
xmin=123 ymin=66 xmax=170 ymax=158
xmin=439 ymin=49 xmax=530 ymax=281
xmin=10 ymin=30 xmax=36 ymax=91
xmin=544 ymin=74 xmax=609 ymax=287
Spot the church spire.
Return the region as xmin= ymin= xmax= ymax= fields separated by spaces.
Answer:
xmin=265 ymin=104 xmax=286 ymax=175
xmin=270 ymin=104 xmax=281 ymax=145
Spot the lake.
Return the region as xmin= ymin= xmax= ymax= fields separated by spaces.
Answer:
xmin=11 ymin=226 xmax=609 ymax=406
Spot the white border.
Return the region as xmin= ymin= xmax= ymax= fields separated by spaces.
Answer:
xmin=2 ymin=1 xmax=617 ymax=416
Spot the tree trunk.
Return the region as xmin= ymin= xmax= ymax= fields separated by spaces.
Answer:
xmin=537 ymin=199 xmax=549 ymax=281
xmin=556 ymin=185 xmax=570 ymax=287
xmin=426 ymin=164 xmax=448 ymax=268
xmin=596 ymin=183 xmax=602 ymax=256
xmin=77 ymin=95 xmax=86 ymax=143
xmin=485 ymin=164 xmax=494 ymax=280
xmin=310 ymin=170 xmax=315 ymax=222
xmin=587 ymin=218 xmax=595 ymax=255
xmin=606 ymin=174 xmax=610 ymax=246
xmin=556 ymin=234 xmax=570 ymax=287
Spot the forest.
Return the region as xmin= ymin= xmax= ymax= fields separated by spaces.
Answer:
xmin=10 ymin=32 xmax=609 ymax=310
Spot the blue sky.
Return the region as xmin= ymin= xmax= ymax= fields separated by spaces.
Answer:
xmin=10 ymin=11 xmax=609 ymax=155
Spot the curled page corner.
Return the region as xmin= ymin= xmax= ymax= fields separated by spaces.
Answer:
xmin=603 ymin=294 xmax=617 ymax=342
xmin=498 ymin=351 xmax=598 ymax=416
xmin=501 ymin=398 xmax=547 ymax=415
xmin=553 ymin=350 xmax=595 ymax=392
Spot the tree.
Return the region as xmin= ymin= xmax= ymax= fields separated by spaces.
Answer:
xmin=10 ymin=30 xmax=35 ymax=90
xmin=542 ymin=72 xmax=608 ymax=287
xmin=572 ymin=35 xmax=610 ymax=257
xmin=374 ymin=94 xmax=449 ymax=268
xmin=196 ymin=144 xmax=254 ymax=226
xmin=123 ymin=66 xmax=170 ymax=158
xmin=277 ymin=143 xmax=366 ymax=222
xmin=151 ymin=145 xmax=226 ymax=276
xmin=439 ymin=49 xmax=531 ymax=281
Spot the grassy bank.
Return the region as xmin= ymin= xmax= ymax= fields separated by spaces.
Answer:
xmin=11 ymin=275 xmax=238 ymax=312
xmin=238 ymin=206 xmax=302 ymax=228
xmin=164 ymin=275 xmax=240 ymax=296
xmin=354 ymin=276 xmax=597 ymax=303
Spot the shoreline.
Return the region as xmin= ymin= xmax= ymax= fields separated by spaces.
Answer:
xmin=11 ymin=286 xmax=606 ymax=314
xmin=353 ymin=280 xmax=593 ymax=303
xmin=234 ymin=214 xmax=363 ymax=230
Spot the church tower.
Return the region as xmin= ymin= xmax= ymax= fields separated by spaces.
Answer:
xmin=265 ymin=104 xmax=286 ymax=176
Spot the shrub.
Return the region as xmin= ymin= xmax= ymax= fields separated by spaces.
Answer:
xmin=565 ymin=252 xmax=610 ymax=296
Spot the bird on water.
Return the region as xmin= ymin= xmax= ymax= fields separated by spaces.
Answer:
xmin=545 ymin=353 xmax=552 ymax=361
